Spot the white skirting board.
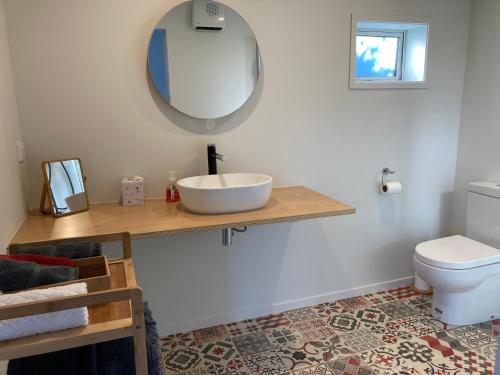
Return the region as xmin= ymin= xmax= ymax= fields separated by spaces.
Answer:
xmin=157 ymin=275 xmax=415 ymax=336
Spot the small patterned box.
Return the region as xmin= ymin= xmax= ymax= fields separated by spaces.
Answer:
xmin=121 ymin=176 xmax=144 ymax=206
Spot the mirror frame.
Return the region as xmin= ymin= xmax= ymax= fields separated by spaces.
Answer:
xmin=40 ymin=157 xmax=90 ymax=217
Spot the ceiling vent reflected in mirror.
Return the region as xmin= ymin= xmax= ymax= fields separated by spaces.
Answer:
xmin=193 ymin=1 xmax=225 ymax=31
xmin=147 ymin=1 xmax=261 ymax=120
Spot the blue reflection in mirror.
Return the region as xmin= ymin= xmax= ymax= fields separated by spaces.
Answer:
xmin=148 ymin=28 xmax=171 ymax=103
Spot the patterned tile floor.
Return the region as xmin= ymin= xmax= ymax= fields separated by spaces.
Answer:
xmin=160 ymin=286 xmax=498 ymax=375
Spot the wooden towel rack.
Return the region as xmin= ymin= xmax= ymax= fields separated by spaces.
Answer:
xmin=1 ymin=232 xmax=147 ymax=375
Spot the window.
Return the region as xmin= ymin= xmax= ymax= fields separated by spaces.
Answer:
xmin=355 ymin=31 xmax=404 ymax=80
xmin=350 ymin=16 xmax=430 ymax=89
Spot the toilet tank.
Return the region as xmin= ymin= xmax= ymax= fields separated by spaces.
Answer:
xmin=467 ymin=181 xmax=500 ymax=248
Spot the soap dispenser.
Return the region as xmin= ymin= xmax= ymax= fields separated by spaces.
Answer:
xmin=166 ymin=171 xmax=180 ymax=203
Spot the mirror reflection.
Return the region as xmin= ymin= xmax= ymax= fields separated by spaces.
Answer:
xmin=43 ymin=159 xmax=88 ymax=216
xmin=148 ymin=0 xmax=261 ymax=119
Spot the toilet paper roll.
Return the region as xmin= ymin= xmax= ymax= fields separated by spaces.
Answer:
xmin=380 ymin=181 xmax=402 ymax=194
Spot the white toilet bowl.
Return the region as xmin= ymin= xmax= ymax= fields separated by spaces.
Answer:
xmin=414 ymin=235 xmax=500 ymax=325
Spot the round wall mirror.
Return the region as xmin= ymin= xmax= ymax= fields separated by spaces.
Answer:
xmin=147 ymin=1 xmax=261 ymax=120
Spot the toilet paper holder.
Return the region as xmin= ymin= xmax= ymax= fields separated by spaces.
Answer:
xmin=381 ymin=167 xmax=396 ymax=184
xmin=380 ymin=167 xmax=402 ymax=194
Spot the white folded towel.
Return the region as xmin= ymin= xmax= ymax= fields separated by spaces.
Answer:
xmin=0 ymin=283 xmax=89 ymax=341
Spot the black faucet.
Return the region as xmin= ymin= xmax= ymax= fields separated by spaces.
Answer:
xmin=207 ymin=144 xmax=226 ymax=175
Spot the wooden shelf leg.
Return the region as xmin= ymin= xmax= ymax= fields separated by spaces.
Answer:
xmin=131 ymin=288 xmax=147 ymax=375
xmin=122 ymin=232 xmax=132 ymax=259
xmin=39 ymin=183 xmax=52 ymax=215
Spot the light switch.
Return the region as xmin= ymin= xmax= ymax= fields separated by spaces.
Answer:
xmin=16 ymin=141 xmax=25 ymax=163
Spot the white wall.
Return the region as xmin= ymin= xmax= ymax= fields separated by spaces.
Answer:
xmin=0 ymin=0 xmax=26 ymax=371
xmin=4 ymin=0 xmax=470 ymax=335
xmin=0 ymin=0 xmax=26 ymax=251
xmin=452 ymin=0 xmax=500 ymax=234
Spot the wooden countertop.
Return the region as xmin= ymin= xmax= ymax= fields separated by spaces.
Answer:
xmin=9 ymin=186 xmax=355 ymax=248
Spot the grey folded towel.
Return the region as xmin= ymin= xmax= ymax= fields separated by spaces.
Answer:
xmin=15 ymin=242 xmax=102 ymax=259
xmin=0 ymin=260 xmax=79 ymax=293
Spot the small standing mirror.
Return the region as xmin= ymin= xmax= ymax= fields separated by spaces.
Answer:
xmin=40 ymin=158 xmax=89 ymax=217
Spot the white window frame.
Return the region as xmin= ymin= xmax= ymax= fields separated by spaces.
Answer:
xmin=355 ymin=30 xmax=405 ymax=81
xmin=349 ymin=14 xmax=430 ymax=90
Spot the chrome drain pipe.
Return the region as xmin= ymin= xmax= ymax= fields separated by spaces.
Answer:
xmin=222 ymin=228 xmax=233 ymax=246
xmin=222 ymin=227 xmax=247 ymax=246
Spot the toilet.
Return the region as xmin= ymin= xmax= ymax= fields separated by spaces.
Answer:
xmin=414 ymin=181 xmax=500 ymax=326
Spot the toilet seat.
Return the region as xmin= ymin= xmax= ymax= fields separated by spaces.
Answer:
xmin=415 ymin=235 xmax=500 ymax=270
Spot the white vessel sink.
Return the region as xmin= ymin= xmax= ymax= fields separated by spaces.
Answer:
xmin=177 ymin=173 xmax=273 ymax=214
